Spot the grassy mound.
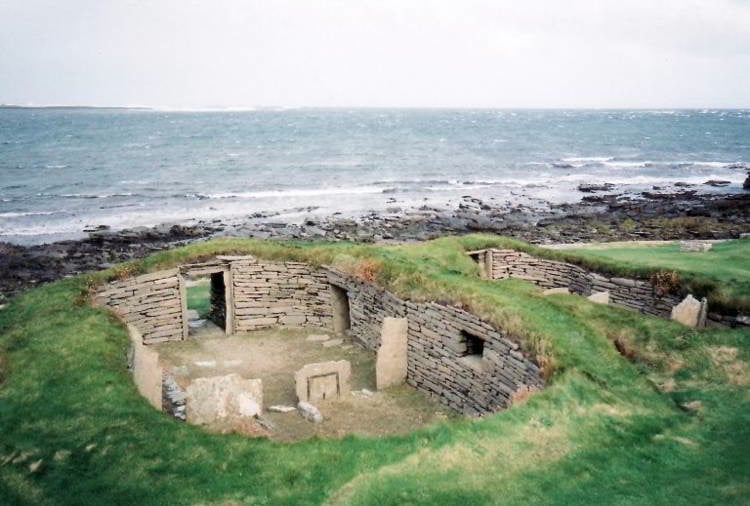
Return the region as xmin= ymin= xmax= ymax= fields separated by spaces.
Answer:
xmin=1 ymin=235 xmax=748 ymax=505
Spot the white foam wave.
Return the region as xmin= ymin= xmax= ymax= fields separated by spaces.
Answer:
xmin=207 ymin=186 xmax=384 ymax=200
xmin=0 ymin=210 xmax=59 ymax=218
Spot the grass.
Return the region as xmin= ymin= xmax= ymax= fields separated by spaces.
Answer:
xmin=1 ymin=235 xmax=748 ymax=505
xmin=186 ymin=281 xmax=210 ymax=318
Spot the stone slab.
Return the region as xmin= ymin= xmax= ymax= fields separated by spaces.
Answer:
xmin=671 ymin=294 xmax=704 ymax=327
xmin=587 ymin=291 xmax=610 ymax=304
xmin=186 ymin=373 xmax=263 ymax=424
xmin=376 ymin=317 xmax=408 ymax=390
xmin=294 ymin=360 xmax=351 ymax=402
xmin=543 ymin=287 xmax=570 ymax=296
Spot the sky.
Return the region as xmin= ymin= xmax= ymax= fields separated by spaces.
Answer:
xmin=1 ymin=0 xmax=749 ymax=109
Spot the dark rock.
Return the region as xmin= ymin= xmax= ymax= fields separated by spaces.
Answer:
xmin=703 ymin=180 xmax=731 ymax=187
xmin=578 ymin=183 xmax=615 ymax=193
xmin=744 ymin=173 xmax=750 ymax=190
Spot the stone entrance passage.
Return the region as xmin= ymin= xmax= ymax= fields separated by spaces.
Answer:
xmin=331 ymin=284 xmax=351 ymax=334
xmin=181 ymin=263 xmax=234 ymax=337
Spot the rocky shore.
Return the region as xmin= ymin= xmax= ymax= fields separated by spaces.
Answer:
xmin=1 ymin=188 xmax=749 ymax=302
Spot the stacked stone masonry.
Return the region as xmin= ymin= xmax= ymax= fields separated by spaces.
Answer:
xmin=325 ymin=269 xmax=543 ymax=415
xmin=471 ymin=249 xmax=681 ymax=318
xmin=469 ymin=248 xmax=749 ymax=327
xmin=231 ymin=259 xmax=332 ymax=331
xmin=98 ymin=257 xmax=544 ymax=416
xmin=95 ymin=269 xmax=185 ymax=344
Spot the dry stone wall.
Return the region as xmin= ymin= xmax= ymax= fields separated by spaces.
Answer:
xmin=95 ymin=269 xmax=185 ymax=344
xmin=325 ymin=269 xmax=544 ymax=415
xmin=477 ymin=249 xmax=682 ymax=318
xmin=231 ymin=259 xmax=332 ymax=331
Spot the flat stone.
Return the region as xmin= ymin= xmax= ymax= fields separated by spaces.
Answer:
xmin=185 ymin=373 xmax=263 ymax=425
xmin=193 ymin=360 xmax=216 ymax=368
xmin=588 ymin=291 xmax=610 ymax=304
xmin=186 ymin=309 xmax=200 ymax=320
xmin=322 ymin=338 xmax=344 ymax=347
xmin=188 ymin=319 xmax=207 ymax=328
xmin=306 ymin=334 xmax=330 ymax=342
xmin=297 ymin=401 xmax=323 ymax=423
xmin=268 ymin=405 xmax=297 ymax=413
xmin=680 ymin=240 xmax=712 ymax=252
xmin=543 ymin=287 xmax=570 ymax=295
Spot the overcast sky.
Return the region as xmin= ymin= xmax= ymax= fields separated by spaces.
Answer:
xmin=1 ymin=0 xmax=749 ymax=108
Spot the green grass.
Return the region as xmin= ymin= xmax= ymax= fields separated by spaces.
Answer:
xmin=186 ymin=282 xmax=210 ymax=318
xmin=1 ymin=235 xmax=748 ymax=505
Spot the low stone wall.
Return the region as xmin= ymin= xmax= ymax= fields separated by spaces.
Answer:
xmin=96 ymin=269 xmax=185 ymax=344
xmin=326 ymin=269 xmax=544 ymax=415
xmin=232 ymin=259 xmax=332 ymax=332
xmin=471 ymin=249 xmax=682 ymax=319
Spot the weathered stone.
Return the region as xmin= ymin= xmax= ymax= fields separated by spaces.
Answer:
xmin=306 ymin=334 xmax=330 ymax=342
xmin=295 ymin=360 xmax=351 ymax=402
xmin=322 ymin=338 xmax=344 ymax=348
xmin=671 ymin=294 xmax=703 ymax=327
xmin=268 ymin=405 xmax=297 ymax=413
xmin=127 ymin=325 xmax=162 ymax=410
xmin=680 ymin=240 xmax=713 ymax=252
xmin=543 ymin=287 xmax=570 ymax=295
xmin=376 ymin=317 xmax=408 ymax=390
xmin=297 ymin=401 xmax=323 ymax=423
xmin=587 ymin=291 xmax=610 ymax=304
xmin=185 ymin=374 xmax=263 ymax=425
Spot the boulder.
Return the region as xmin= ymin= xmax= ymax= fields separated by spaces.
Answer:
xmin=703 ymin=179 xmax=731 ymax=187
xmin=744 ymin=173 xmax=750 ymax=190
xmin=297 ymin=401 xmax=323 ymax=423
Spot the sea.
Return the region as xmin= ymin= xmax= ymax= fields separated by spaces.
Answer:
xmin=1 ymin=107 xmax=748 ymax=245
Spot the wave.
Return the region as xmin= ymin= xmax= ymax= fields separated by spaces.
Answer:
xmin=0 ymin=210 xmax=60 ymax=218
xmin=44 ymin=164 xmax=69 ymax=169
xmin=205 ymin=186 xmax=385 ymax=200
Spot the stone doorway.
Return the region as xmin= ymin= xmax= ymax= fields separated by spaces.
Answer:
xmin=181 ymin=265 xmax=233 ymax=337
xmin=330 ymin=284 xmax=351 ymax=335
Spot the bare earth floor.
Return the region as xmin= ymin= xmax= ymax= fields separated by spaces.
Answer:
xmin=154 ymin=325 xmax=457 ymax=441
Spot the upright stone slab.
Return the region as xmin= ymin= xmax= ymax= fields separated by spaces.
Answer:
xmin=128 ymin=325 xmax=162 ymax=410
xmin=376 ymin=317 xmax=408 ymax=390
xmin=295 ymin=360 xmax=351 ymax=402
xmin=671 ymin=294 xmax=703 ymax=327
xmin=185 ymin=373 xmax=263 ymax=424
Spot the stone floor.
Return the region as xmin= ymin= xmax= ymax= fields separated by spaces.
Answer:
xmin=154 ymin=327 xmax=457 ymax=440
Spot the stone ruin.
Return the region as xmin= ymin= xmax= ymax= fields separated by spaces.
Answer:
xmin=468 ymin=248 xmax=748 ymax=328
xmin=99 ymin=253 xmax=546 ymax=429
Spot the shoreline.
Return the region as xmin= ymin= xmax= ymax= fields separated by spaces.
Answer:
xmin=1 ymin=188 xmax=749 ymax=301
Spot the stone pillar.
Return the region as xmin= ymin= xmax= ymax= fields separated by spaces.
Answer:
xmin=376 ymin=317 xmax=408 ymax=390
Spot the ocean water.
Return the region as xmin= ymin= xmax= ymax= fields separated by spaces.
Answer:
xmin=1 ymin=108 xmax=748 ymax=245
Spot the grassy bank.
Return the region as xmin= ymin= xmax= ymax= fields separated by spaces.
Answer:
xmin=1 ymin=235 xmax=748 ymax=505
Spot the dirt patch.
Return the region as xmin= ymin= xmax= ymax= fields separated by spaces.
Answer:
xmin=155 ymin=327 xmax=457 ymax=440
xmin=707 ymin=346 xmax=749 ymax=386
